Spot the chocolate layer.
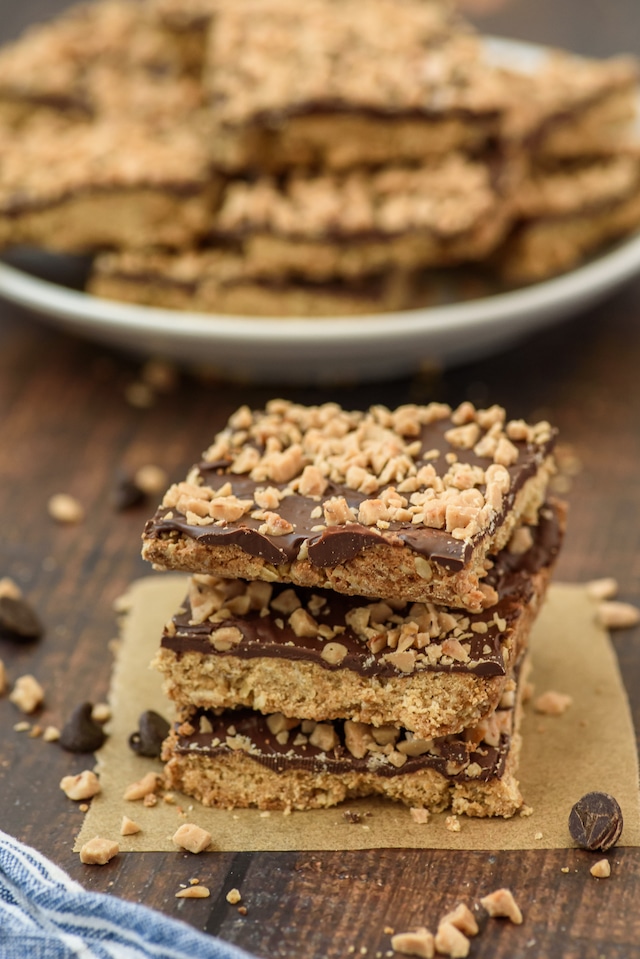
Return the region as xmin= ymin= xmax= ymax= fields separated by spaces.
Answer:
xmin=173 ymin=707 xmax=510 ymax=783
xmin=161 ymin=502 xmax=562 ymax=680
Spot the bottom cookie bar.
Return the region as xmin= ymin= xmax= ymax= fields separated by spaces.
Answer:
xmin=161 ymin=660 xmax=527 ymax=817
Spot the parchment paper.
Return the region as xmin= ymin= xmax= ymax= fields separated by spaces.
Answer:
xmin=76 ymin=577 xmax=640 ymax=852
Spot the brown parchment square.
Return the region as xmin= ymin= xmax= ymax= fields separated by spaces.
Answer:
xmin=75 ymin=577 xmax=640 ymax=852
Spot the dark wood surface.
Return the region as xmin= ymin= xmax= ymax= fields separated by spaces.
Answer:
xmin=2 ymin=2 xmax=640 ymax=958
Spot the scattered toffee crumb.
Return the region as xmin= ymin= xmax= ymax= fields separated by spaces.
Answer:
xmin=9 ymin=675 xmax=44 ymax=714
xmin=43 ymin=725 xmax=61 ymax=742
xmin=586 ymin=577 xmax=618 ymax=601
xmin=590 ymin=859 xmax=611 ymax=878
xmin=176 ymin=885 xmax=210 ymax=899
xmin=0 ymin=578 xmax=22 ymax=600
xmin=569 ymin=792 xmax=623 ymax=851
xmin=391 ymin=928 xmax=434 ymax=958
xmin=596 ymin=601 xmax=640 ymax=630
xmin=60 ymin=770 xmax=101 ymax=801
xmin=121 ymin=816 xmax=142 ymax=836
xmin=59 ymin=702 xmax=107 ymax=753
xmin=79 ymin=837 xmax=119 ymax=865
xmin=124 ymin=382 xmax=155 ymax=409
xmin=435 ymin=921 xmax=470 ymax=957
xmin=479 ymin=888 xmax=523 ymax=924
xmin=134 ymin=464 xmax=169 ymax=497
xmin=533 ymin=690 xmax=572 ymax=716
xmin=123 ymin=771 xmax=161 ymax=801
xmin=48 ymin=493 xmax=84 ymax=524
xmin=129 ymin=710 xmax=171 ymax=758
xmin=91 ymin=703 xmax=111 ymax=724
xmin=172 ymin=823 xmax=212 ymax=854
xmin=0 ymin=595 xmax=43 ymax=641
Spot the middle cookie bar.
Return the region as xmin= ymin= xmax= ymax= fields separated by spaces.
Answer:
xmin=155 ymin=502 xmax=563 ymax=741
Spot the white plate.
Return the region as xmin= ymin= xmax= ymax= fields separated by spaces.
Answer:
xmin=1 ymin=36 xmax=639 ymax=385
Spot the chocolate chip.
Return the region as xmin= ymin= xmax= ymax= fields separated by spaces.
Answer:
xmin=0 ymin=595 xmax=44 ymax=641
xmin=129 ymin=710 xmax=170 ymax=758
xmin=568 ymin=792 xmax=623 ymax=851
xmin=59 ymin=702 xmax=107 ymax=753
xmin=110 ymin=472 xmax=146 ymax=511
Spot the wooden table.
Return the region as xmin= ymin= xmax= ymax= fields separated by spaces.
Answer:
xmin=1 ymin=2 xmax=640 ymax=957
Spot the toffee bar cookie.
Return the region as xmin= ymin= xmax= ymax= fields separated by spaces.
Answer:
xmin=155 ymin=502 xmax=563 ymax=739
xmin=0 ymin=0 xmax=191 ymax=127
xmin=88 ymin=249 xmax=420 ymax=317
xmin=161 ymin=665 xmax=527 ymax=817
xmin=205 ymin=0 xmax=508 ymax=173
xmin=0 ymin=116 xmax=218 ymax=253
xmin=209 ymin=156 xmax=513 ymax=282
xmin=521 ymin=53 xmax=639 ymax=160
xmin=498 ymin=153 xmax=640 ymax=284
xmin=142 ymin=400 xmax=557 ymax=610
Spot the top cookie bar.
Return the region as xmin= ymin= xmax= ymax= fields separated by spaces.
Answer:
xmin=0 ymin=0 xmax=191 ymax=126
xmin=142 ymin=401 xmax=556 ymax=610
xmin=204 ymin=0 xmax=508 ymax=172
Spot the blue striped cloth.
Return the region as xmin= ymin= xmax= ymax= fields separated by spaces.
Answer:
xmin=0 ymin=829 xmax=258 ymax=959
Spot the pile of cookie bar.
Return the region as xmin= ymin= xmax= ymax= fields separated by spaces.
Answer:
xmin=141 ymin=400 xmax=564 ymax=815
xmin=0 ymin=0 xmax=638 ymax=315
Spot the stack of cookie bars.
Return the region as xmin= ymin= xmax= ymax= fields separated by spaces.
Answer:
xmin=0 ymin=0 xmax=638 ymax=309
xmin=141 ymin=400 xmax=564 ymax=817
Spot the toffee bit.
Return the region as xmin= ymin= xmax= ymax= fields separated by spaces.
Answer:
xmin=172 ymin=823 xmax=212 ymax=854
xmin=60 ymin=770 xmax=101 ymax=801
xmin=596 ymin=601 xmax=640 ymax=630
xmin=48 ymin=493 xmax=85 ymax=524
xmin=79 ymin=837 xmax=119 ymax=865
xmin=134 ymin=464 xmax=169 ymax=496
xmin=479 ymin=888 xmax=523 ymax=924
xmin=9 ymin=675 xmax=44 ymax=714
xmin=123 ymin=772 xmax=162 ymax=801
xmin=176 ymin=885 xmax=211 ymax=899
xmin=590 ymin=859 xmax=611 ymax=878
